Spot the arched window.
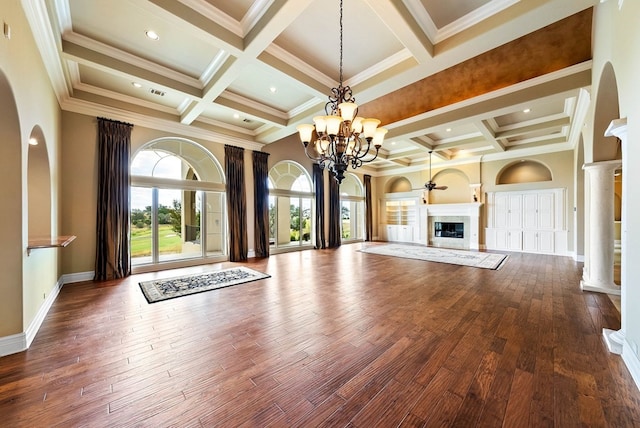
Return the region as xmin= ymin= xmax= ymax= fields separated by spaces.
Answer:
xmin=340 ymin=173 xmax=365 ymax=241
xmin=130 ymin=138 xmax=226 ymax=269
xmin=268 ymin=161 xmax=313 ymax=251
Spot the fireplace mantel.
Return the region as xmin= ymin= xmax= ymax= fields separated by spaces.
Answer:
xmin=418 ymin=202 xmax=483 ymax=250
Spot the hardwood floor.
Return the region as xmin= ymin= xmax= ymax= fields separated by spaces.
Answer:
xmin=1 ymin=243 xmax=639 ymax=427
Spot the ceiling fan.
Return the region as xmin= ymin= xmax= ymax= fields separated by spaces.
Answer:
xmin=425 ymin=151 xmax=448 ymax=191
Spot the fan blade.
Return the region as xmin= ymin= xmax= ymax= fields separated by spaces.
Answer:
xmin=434 ymin=185 xmax=448 ymax=190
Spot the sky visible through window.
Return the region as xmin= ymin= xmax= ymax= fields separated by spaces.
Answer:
xmin=131 ymin=150 xmax=184 ymax=210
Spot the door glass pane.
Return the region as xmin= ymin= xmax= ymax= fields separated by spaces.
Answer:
xmin=182 ymin=190 xmax=202 ymax=256
xmin=301 ymin=198 xmax=312 ymax=244
xmin=131 ymin=186 xmax=153 ymax=266
xmin=288 ymin=198 xmax=300 ymax=246
xmin=269 ymin=195 xmax=276 ymax=247
xmin=158 ymin=188 xmax=198 ymax=262
xmin=204 ymin=191 xmax=226 ymax=257
xmin=341 ymin=201 xmax=351 ymax=239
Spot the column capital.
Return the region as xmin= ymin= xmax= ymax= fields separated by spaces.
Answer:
xmin=583 ymin=159 xmax=622 ymax=172
xmin=605 ymin=117 xmax=627 ymax=140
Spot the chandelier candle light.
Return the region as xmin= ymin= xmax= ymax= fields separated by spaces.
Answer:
xmin=296 ymin=0 xmax=387 ymax=184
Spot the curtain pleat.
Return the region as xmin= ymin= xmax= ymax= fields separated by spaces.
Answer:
xmin=328 ymin=175 xmax=341 ymax=248
xmin=364 ymin=174 xmax=373 ymax=241
xmin=313 ymin=164 xmax=326 ymax=249
xmin=252 ymin=151 xmax=270 ymax=258
xmin=225 ymin=145 xmax=248 ymax=261
xmin=94 ymin=117 xmax=132 ymax=280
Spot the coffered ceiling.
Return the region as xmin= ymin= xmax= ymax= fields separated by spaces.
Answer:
xmin=23 ymin=0 xmax=597 ymax=174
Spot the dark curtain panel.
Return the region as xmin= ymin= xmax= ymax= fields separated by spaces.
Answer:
xmin=328 ymin=174 xmax=341 ymax=248
xmin=225 ymin=145 xmax=248 ymax=261
xmin=313 ymin=164 xmax=326 ymax=249
xmin=94 ymin=117 xmax=133 ymax=281
xmin=252 ymin=151 xmax=270 ymax=258
xmin=364 ymin=174 xmax=373 ymax=241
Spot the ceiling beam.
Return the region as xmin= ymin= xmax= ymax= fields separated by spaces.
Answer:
xmin=474 ymin=120 xmax=506 ymax=152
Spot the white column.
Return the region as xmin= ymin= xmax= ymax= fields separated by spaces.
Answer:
xmin=581 ymin=159 xmax=621 ymax=295
xmin=602 ymin=118 xmax=627 ymax=355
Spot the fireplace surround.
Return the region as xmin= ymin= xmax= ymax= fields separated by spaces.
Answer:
xmin=418 ymin=203 xmax=482 ymax=250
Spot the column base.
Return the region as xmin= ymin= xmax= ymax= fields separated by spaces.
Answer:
xmin=603 ymin=328 xmax=625 ymax=355
xmin=580 ymin=279 xmax=621 ymax=295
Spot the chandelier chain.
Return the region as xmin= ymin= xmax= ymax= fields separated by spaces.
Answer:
xmin=339 ymin=0 xmax=343 ymax=86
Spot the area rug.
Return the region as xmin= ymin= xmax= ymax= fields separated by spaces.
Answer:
xmin=359 ymin=244 xmax=508 ymax=270
xmin=139 ymin=266 xmax=270 ymax=303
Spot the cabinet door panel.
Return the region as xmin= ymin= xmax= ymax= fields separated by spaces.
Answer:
xmin=538 ymin=231 xmax=554 ymax=252
xmin=508 ymin=195 xmax=523 ymax=229
xmin=495 ymin=193 xmax=509 ymax=229
xmin=508 ymin=230 xmax=522 ymax=250
xmin=523 ymin=230 xmax=538 ymax=252
xmin=537 ymin=193 xmax=555 ymax=229
xmin=523 ymin=194 xmax=538 ymax=229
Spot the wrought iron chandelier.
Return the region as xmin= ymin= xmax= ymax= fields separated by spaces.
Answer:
xmin=296 ymin=0 xmax=387 ymax=184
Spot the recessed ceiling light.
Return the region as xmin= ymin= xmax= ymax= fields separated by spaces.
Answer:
xmin=269 ymin=86 xmax=277 ymax=93
xmin=29 ymin=137 xmax=38 ymax=146
xmin=233 ymin=113 xmax=240 ymax=119
xmin=145 ymin=30 xmax=159 ymax=41
xmin=446 ymin=128 xmax=452 ymax=132
xmin=132 ymin=82 xmax=142 ymax=88
xmin=523 ymin=108 xmax=531 ymax=113
xmin=391 ymin=141 xmax=396 ymax=145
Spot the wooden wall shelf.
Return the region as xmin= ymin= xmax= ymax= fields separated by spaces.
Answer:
xmin=27 ymin=235 xmax=76 ymax=255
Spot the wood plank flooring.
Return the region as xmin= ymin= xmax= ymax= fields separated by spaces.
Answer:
xmin=1 ymin=243 xmax=639 ymax=427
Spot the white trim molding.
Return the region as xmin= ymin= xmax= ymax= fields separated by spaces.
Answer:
xmin=623 ymin=339 xmax=640 ymax=391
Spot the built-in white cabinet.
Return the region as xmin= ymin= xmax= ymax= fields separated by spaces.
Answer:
xmin=485 ymin=189 xmax=567 ymax=255
xmin=383 ymin=197 xmax=418 ymax=243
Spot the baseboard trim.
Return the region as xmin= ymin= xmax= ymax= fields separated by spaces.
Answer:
xmin=24 ymin=278 xmax=63 ymax=348
xmin=0 ymin=332 xmax=26 ymax=357
xmin=623 ymin=340 xmax=640 ymax=392
xmin=62 ymin=271 xmax=94 ymax=284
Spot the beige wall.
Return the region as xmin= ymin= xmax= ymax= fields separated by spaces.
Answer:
xmin=0 ymin=0 xmax=63 ymax=338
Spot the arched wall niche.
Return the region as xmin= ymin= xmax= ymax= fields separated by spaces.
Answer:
xmin=0 ymin=68 xmax=23 ymax=336
xmin=27 ymin=125 xmax=52 ymax=237
xmin=593 ymin=62 xmax=621 ymax=162
xmin=429 ymin=168 xmax=471 ymax=204
xmin=385 ymin=176 xmax=412 ymax=193
xmin=496 ymin=160 xmax=553 ymax=185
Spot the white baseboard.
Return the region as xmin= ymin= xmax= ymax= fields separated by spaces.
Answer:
xmin=623 ymin=340 xmax=640 ymax=392
xmin=0 ymin=332 xmax=26 ymax=357
xmin=62 ymin=271 xmax=94 ymax=284
xmin=24 ymin=278 xmax=63 ymax=348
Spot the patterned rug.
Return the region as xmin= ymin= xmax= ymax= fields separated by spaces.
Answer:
xmin=139 ymin=266 xmax=270 ymax=303
xmin=359 ymin=244 xmax=508 ymax=270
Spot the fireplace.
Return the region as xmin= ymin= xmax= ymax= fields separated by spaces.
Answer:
xmin=435 ymin=222 xmax=464 ymax=238
xmin=417 ymin=203 xmax=482 ymax=250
